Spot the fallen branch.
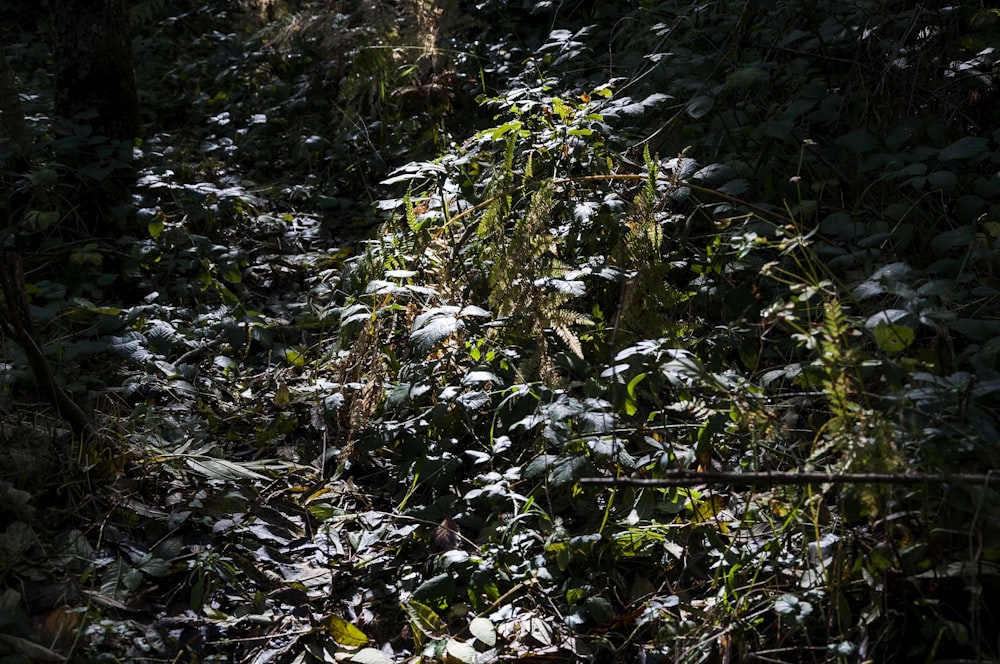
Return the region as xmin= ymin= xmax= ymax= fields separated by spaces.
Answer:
xmin=580 ymin=470 xmax=1000 ymax=488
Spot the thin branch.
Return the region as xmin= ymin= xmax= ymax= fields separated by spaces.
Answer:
xmin=580 ymin=470 xmax=1000 ymax=488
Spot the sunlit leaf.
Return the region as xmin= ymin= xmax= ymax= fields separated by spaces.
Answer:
xmin=445 ymin=638 xmax=478 ymax=663
xmin=147 ymin=213 xmax=164 ymax=238
xmin=871 ymin=323 xmax=915 ymax=352
xmin=405 ymin=599 xmax=446 ymax=638
xmin=411 ymin=314 xmax=462 ymax=354
xmin=413 ymin=573 xmax=455 ymax=608
xmin=349 ymin=648 xmax=394 ymax=664
xmin=325 ymin=615 xmax=369 ymax=647
xmin=184 ymin=457 xmax=269 ymax=481
xmin=469 ymin=617 xmax=496 ymax=646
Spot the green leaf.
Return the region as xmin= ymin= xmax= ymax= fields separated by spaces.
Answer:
xmin=222 ymin=265 xmax=242 ymax=284
xmin=925 ymin=170 xmax=957 ymax=189
xmin=80 ymin=162 xmax=116 ymax=181
xmin=325 ymin=615 xmax=369 ymax=647
xmin=411 ymin=311 xmax=462 ymax=354
xmin=685 ymin=95 xmax=714 ymax=119
xmin=949 ymin=318 xmax=1000 ymax=341
xmin=445 ymin=638 xmax=478 ymax=663
xmin=413 ymin=572 xmax=455 ymax=608
xmin=930 ymin=227 xmax=975 ymax=254
xmin=148 ymin=213 xmax=164 ymax=238
xmin=31 ymin=167 xmax=59 ymax=187
xmin=835 ymin=129 xmax=877 ymax=154
xmin=469 ymin=617 xmax=496 ymax=646
xmin=26 ymin=210 xmax=61 ymax=231
xmin=404 ymin=599 xmax=446 ymax=638
xmin=349 ymin=647 xmax=394 ymax=664
xmin=624 ymin=372 xmax=646 ymax=416
xmin=586 ymin=596 xmax=615 ymax=624
xmin=0 ymin=522 xmax=37 ymax=555
xmin=130 ymin=553 xmax=171 ymax=578
xmin=938 ymin=136 xmax=989 ymax=161
xmin=491 ymin=120 xmax=523 ymax=139
xmin=726 ymin=67 xmax=769 ymax=89
xmin=871 ymin=323 xmax=914 ymax=352
xmin=548 ymin=455 xmax=598 ymax=488
xmin=283 ymin=347 xmax=306 ymax=367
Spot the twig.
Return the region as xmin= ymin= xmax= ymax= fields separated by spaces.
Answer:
xmin=580 ymin=470 xmax=1000 ymax=488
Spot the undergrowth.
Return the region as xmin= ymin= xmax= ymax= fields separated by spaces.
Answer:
xmin=2 ymin=0 xmax=999 ymax=662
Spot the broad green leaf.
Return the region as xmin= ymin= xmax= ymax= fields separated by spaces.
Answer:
xmin=774 ymin=594 xmax=813 ymax=623
xmin=80 ymin=162 xmax=115 ymax=180
xmin=222 ymin=265 xmax=242 ymax=284
xmin=274 ymin=382 xmax=291 ymax=406
xmin=469 ymin=617 xmax=496 ymax=646
xmin=930 ymin=227 xmax=975 ymax=254
xmin=404 ymin=599 xmax=446 ymax=638
xmin=491 ymin=120 xmax=523 ymax=139
xmin=726 ymin=67 xmax=769 ymax=89
xmin=938 ymin=136 xmax=989 ymax=161
xmin=586 ymin=596 xmax=615 ymax=624
xmin=835 ymin=129 xmax=877 ymax=154
xmin=411 ymin=314 xmax=461 ymax=354
xmin=548 ymin=455 xmax=598 ymax=487
xmin=820 ymin=211 xmax=865 ymax=241
xmin=0 ymin=522 xmax=37 ymax=555
xmin=871 ymin=323 xmax=914 ymax=352
xmin=445 ymin=638 xmax=478 ymax=663
xmin=283 ymin=347 xmax=306 ymax=367
xmin=325 ymin=615 xmax=369 ymax=647
xmin=525 ymin=454 xmax=557 ymax=478
xmin=949 ymin=318 xmax=1000 ymax=341
xmin=148 ymin=213 xmax=164 ymax=238
xmin=759 ymin=119 xmax=793 ymax=139
xmin=456 ymin=391 xmax=490 ymax=410
xmin=130 ymin=553 xmax=171 ymax=578
xmin=885 ymin=124 xmax=911 ymax=150
xmin=624 ymin=371 xmax=645 ymax=415
xmin=349 ymin=648 xmax=394 ymax=664
xmin=31 ymin=167 xmax=59 ymax=186
xmin=413 ymin=573 xmax=455 ymax=608
xmin=691 ymin=494 xmax=727 ymax=523
xmin=26 ymin=210 xmax=61 ymax=231
xmin=925 ymin=170 xmax=957 ymax=190
xmin=685 ymin=95 xmax=714 ymax=119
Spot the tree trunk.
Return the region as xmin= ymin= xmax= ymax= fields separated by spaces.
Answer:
xmin=1 ymin=34 xmax=32 ymax=229
xmin=52 ymin=0 xmax=139 ymax=142
xmin=1 ymin=39 xmax=97 ymax=445
xmin=0 ymin=39 xmax=29 ymax=157
xmin=51 ymin=0 xmax=140 ymax=234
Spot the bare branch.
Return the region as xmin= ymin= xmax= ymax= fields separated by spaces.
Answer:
xmin=580 ymin=470 xmax=1000 ymax=488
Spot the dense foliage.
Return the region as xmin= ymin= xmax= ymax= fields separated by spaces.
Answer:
xmin=2 ymin=0 xmax=999 ymax=662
